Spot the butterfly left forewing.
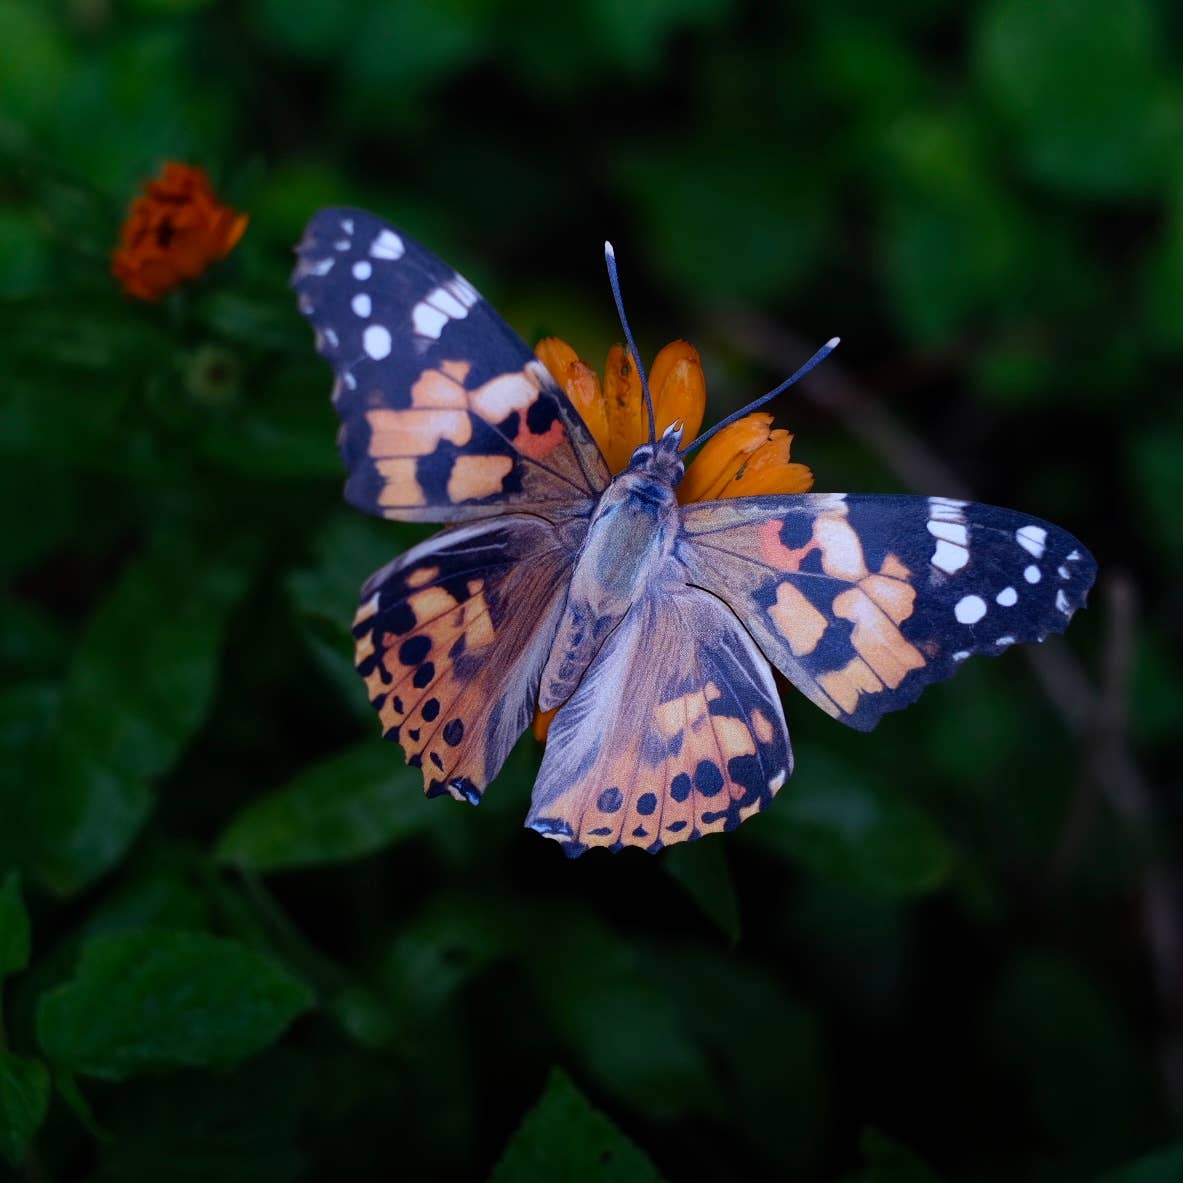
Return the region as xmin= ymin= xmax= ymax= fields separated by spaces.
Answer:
xmin=294 ymin=208 xmax=609 ymax=522
xmin=679 ymin=493 xmax=1097 ymax=731
xmin=356 ymin=515 xmax=576 ymax=801
xmin=525 ymin=584 xmax=792 ymax=854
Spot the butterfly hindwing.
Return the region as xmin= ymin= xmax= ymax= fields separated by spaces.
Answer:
xmin=355 ymin=516 xmax=576 ymax=801
xmin=679 ymin=493 xmax=1097 ymax=731
xmin=294 ymin=208 xmax=610 ymax=522
xmin=525 ymin=583 xmax=792 ymax=854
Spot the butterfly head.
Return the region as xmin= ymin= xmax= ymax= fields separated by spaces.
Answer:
xmin=626 ymin=420 xmax=684 ymax=486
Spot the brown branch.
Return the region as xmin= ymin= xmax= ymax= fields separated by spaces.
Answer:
xmin=713 ymin=304 xmax=1183 ymax=1112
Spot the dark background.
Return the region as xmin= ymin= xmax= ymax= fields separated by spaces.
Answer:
xmin=2 ymin=0 xmax=1182 ymax=1180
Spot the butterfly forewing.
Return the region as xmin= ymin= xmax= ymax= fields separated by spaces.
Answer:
xmin=355 ymin=516 xmax=576 ymax=801
xmin=294 ymin=209 xmax=609 ymax=522
xmin=526 ymin=584 xmax=792 ymax=854
xmin=679 ymin=493 xmax=1097 ymax=731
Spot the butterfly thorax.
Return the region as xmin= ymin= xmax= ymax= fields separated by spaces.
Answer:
xmin=537 ymin=433 xmax=686 ymax=710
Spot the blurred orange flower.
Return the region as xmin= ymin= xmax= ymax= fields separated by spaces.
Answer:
xmin=112 ymin=162 xmax=248 ymax=301
xmin=532 ymin=336 xmax=813 ymax=740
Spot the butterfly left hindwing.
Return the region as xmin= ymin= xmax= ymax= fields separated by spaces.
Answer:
xmin=678 ymin=493 xmax=1097 ymax=731
xmin=355 ymin=515 xmax=576 ymax=802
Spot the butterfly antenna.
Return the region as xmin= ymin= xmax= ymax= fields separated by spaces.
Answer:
xmin=604 ymin=241 xmax=656 ymax=444
xmin=679 ymin=336 xmax=840 ymax=456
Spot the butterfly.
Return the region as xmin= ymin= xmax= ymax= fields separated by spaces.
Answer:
xmin=293 ymin=209 xmax=1097 ymax=857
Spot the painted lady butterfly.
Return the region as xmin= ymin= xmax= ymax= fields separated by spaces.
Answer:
xmin=293 ymin=209 xmax=1097 ymax=856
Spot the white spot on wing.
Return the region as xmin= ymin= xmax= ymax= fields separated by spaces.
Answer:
xmin=769 ymin=770 xmax=786 ymax=792
xmin=952 ymin=650 xmax=970 ymax=662
xmin=1058 ymin=564 xmax=1071 ymax=579
xmin=341 ymin=218 xmax=354 ymax=234
xmin=1056 ymin=589 xmax=1072 ymax=614
xmin=352 ymin=260 xmax=372 ymax=280
xmin=412 ymin=303 xmax=449 ymax=340
xmin=363 ymin=324 xmax=392 ymax=360
xmin=411 ymin=275 xmax=481 ymax=341
xmin=955 ymin=594 xmax=987 ymax=624
xmin=996 ymin=635 xmax=1015 ymax=648
xmin=370 ymin=229 xmax=405 ymax=260
xmin=1024 ymin=564 xmax=1041 ymax=584
xmin=1016 ymin=525 xmax=1047 ymax=559
xmin=996 ymin=586 xmax=1018 ymax=607
xmin=301 ymin=255 xmax=333 ymax=277
xmin=927 ymin=521 xmax=968 ymax=545
xmin=932 ymin=540 xmax=969 ymax=574
xmin=323 ymin=328 xmax=338 ymax=348
xmin=351 ymin=293 xmax=372 ymax=317
xmin=1066 ymin=549 xmax=1081 ymax=561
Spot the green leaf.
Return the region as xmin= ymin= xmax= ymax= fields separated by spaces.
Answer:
xmin=1129 ymin=426 xmax=1183 ymax=570
xmin=975 ymin=0 xmax=1182 ymax=197
xmin=32 ymin=536 xmax=252 ymax=893
xmin=987 ymin=953 xmax=1163 ymax=1163
xmin=744 ymin=746 xmax=952 ymax=899
xmin=380 ymin=893 xmax=524 ymax=1024
xmin=618 ymin=139 xmax=830 ymax=303
xmin=216 ymin=742 xmax=434 ymax=870
xmin=286 ymin=512 xmax=425 ymax=715
xmin=37 ymin=929 xmax=312 ymax=1080
xmin=0 ymin=1050 xmax=50 ymax=1167
xmin=0 ymin=0 xmax=68 ymax=128
xmin=0 ymin=872 xmax=30 ymax=983
xmin=489 ymin=1068 xmax=667 ymax=1183
xmin=662 ymin=840 xmax=740 ymax=942
xmin=848 ymin=1130 xmax=946 ymax=1183
xmin=1094 ymin=1143 xmax=1183 ymax=1183
xmin=527 ymin=915 xmax=717 ymax=1119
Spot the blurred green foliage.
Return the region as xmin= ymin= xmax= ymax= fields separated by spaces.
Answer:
xmin=1 ymin=0 xmax=1181 ymax=1179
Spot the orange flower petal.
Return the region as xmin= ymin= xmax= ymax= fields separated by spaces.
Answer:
xmin=533 ymin=706 xmax=557 ymax=743
xmin=603 ymin=343 xmax=648 ymax=472
xmin=112 ymin=162 xmax=247 ymax=301
xmin=648 ymin=340 xmax=706 ymax=445
xmin=678 ymin=413 xmax=777 ymax=503
xmin=536 ymin=337 xmax=611 ymax=459
xmin=719 ymin=430 xmax=814 ymax=497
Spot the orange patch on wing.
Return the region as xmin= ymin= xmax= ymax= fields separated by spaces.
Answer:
xmin=410 ymin=367 xmax=468 ymax=409
xmin=513 ymin=416 xmax=567 ymax=460
xmin=713 ymin=715 xmax=756 ymax=762
xmin=880 ymin=553 xmax=911 ymax=581
xmin=375 ymin=458 xmax=426 ymax=508
xmin=767 ymin=581 xmax=828 ymax=656
xmin=750 ymin=708 xmax=775 ymax=745
xmin=654 ymin=682 xmax=720 ymax=739
xmin=408 ymin=585 xmax=460 ymax=624
xmin=405 ymin=565 xmax=439 ymax=589
xmin=368 ymin=408 xmax=471 ymax=456
xmin=831 ymin=587 xmax=925 ymax=689
xmin=447 ymin=454 xmax=514 ymax=501
xmin=440 ymin=359 xmax=472 ymax=383
xmin=459 ymin=589 xmax=496 ymax=649
xmin=758 ymin=518 xmax=818 ymax=573
xmin=817 ymin=656 xmax=884 ymax=714
xmin=860 ymin=573 xmax=916 ymax=624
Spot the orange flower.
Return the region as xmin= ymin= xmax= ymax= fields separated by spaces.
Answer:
xmin=533 ymin=337 xmax=814 ymax=738
xmin=112 ymin=162 xmax=248 ymax=301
